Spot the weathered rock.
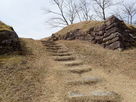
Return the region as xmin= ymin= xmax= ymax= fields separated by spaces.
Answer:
xmin=103 ymin=32 xmax=120 ymax=42
xmin=105 ymin=41 xmax=123 ymax=50
xmin=49 ymin=15 xmax=136 ymax=50
xmin=89 ymin=90 xmax=121 ymax=102
xmin=67 ymin=90 xmax=121 ymax=102
xmin=67 ymin=76 xmax=103 ymax=85
xmin=0 ymin=22 xmax=21 ymax=54
xmin=67 ymin=91 xmax=89 ymax=102
xmin=67 ymin=66 xmax=92 ymax=74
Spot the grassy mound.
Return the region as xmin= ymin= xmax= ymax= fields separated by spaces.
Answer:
xmin=58 ymin=40 xmax=136 ymax=79
xmin=55 ymin=20 xmax=136 ymax=37
xmin=0 ymin=21 xmax=12 ymax=31
xmin=0 ymin=38 xmax=50 ymax=102
xmin=55 ymin=21 xmax=103 ymax=36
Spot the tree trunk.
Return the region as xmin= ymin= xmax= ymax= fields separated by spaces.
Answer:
xmin=130 ymin=15 xmax=133 ymax=24
xmin=102 ymin=9 xmax=106 ymax=20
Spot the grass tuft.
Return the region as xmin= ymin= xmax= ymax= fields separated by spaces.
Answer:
xmin=54 ymin=20 xmax=136 ymax=38
xmin=55 ymin=21 xmax=103 ymax=36
xmin=0 ymin=38 xmax=50 ymax=102
xmin=0 ymin=21 xmax=12 ymax=31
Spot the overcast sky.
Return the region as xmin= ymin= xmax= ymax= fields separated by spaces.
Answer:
xmin=0 ymin=0 xmax=60 ymax=39
xmin=0 ymin=0 xmax=134 ymax=39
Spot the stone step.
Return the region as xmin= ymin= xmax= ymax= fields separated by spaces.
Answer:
xmin=51 ymin=53 xmax=73 ymax=56
xmin=67 ymin=65 xmax=92 ymax=74
xmin=67 ymin=76 xmax=103 ymax=85
xmin=41 ymin=40 xmax=53 ymax=42
xmin=43 ymin=43 xmax=57 ymax=46
xmin=64 ymin=60 xmax=83 ymax=67
xmin=46 ymin=47 xmax=64 ymax=51
xmin=67 ymin=91 xmax=89 ymax=102
xmin=41 ymin=41 xmax=56 ymax=45
xmin=89 ymin=90 xmax=121 ymax=102
xmin=46 ymin=44 xmax=62 ymax=47
xmin=54 ymin=56 xmax=75 ymax=61
xmin=50 ymin=50 xmax=69 ymax=53
xmin=46 ymin=46 xmax=63 ymax=49
xmin=43 ymin=44 xmax=57 ymax=47
xmin=41 ymin=41 xmax=53 ymax=44
xmin=67 ymin=90 xmax=121 ymax=102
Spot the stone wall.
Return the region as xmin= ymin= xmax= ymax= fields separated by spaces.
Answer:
xmin=0 ymin=27 xmax=21 ymax=54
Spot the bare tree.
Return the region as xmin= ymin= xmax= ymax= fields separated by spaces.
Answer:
xmin=45 ymin=0 xmax=81 ymax=27
xmin=46 ymin=0 xmax=68 ymax=27
xmin=45 ymin=0 xmax=95 ymax=27
xmin=122 ymin=2 xmax=136 ymax=24
xmin=112 ymin=9 xmax=125 ymax=21
xmin=65 ymin=0 xmax=78 ymax=24
xmin=93 ymin=0 xmax=114 ymax=20
xmin=78 ymin=0 xmax=93 ymax=21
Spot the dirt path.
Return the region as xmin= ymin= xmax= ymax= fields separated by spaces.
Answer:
xmin=41 ymin=40 xmax=136 ymax=102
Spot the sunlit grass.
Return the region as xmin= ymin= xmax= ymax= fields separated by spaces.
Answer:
xmin=54 ymin=20 xmax=136 ymax=38
xmin=0 ymin=38 xmax=50 ymax=102
xmin=0 ymin=21 xmax=12 ymax=31
xmin=55 ymin=20 xmax=103 ymax=36
xmin=59 ymin=40 xmax=136 ymax=79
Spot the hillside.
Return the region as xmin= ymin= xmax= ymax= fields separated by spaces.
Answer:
xmin=54 ymin=17 xmax=136 ymax=38
xmin=55 ymin=21 xmax=136 ymax=37
xmin=0 ymin=21 xmax=13 ymax=31
xmin=49 ymin=16 xmax=136 ymax=50
xmin=0 ymin=17 xmax=136 ymax=102
xmin=55 ymin=21 xmax=103 ymax=36
xmin=58 ymin=40 xmax=136 ymax=79
xmin=0 ymin=38 xmax=136 ymax=102
xmin=0 ymin=38 xmax=50 ymax=102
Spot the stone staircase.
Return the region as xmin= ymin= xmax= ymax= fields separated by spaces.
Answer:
xmin=41 ymin=40 xmax=122 ymax=102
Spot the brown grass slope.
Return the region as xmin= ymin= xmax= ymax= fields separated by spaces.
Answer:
xmin=54 ymin=20 xmax=136 ymax=37
xmin=55 ymin=21 xmax=103 ymax=36
xmin=0 ymin=21 xmax=13 ymax=31
xmin=40 ymin=39 xmax=136 ymax=102
xmin=0 ymin=37 xmax=136 ymax=102
xmin=59 ymin=40 xmax=136 ymax=79
xmin=0 ymin=38 xmax=51 ymax=102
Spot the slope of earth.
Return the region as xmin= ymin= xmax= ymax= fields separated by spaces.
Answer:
xmin=55 ymin=40 xmax=136 ymax=102
xmin=0 ymin=21 xmax=12 ymax=31
xmin=53 ymin=16 xmax=136 ymax=38
xmin=49 ymin=16 xmax=136 ymax=50
xmin=59 ymin=40 xmax=136 ymax=79
xmin=38 ymin=39 xmax=136 ymax=102
xmin=1 ymin=37 xmax=136 ymax=102
xmin=0 ymin=38 xmax=51 ymax=102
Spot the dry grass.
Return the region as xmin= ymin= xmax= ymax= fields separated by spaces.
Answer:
xmin=1 ymin=35 xmax=136 ymax=102
xmin=52 ymin=40 xmax=136 ymax=102
xmin=0 ymin=21 xmax=12 ymax=31
xmin=58 ymin=40 xmax=136 ymax=79
xmin=54 ymin=20 xmax=136 ymax=38
xmin=0 ymin=38 xmax=51 ymax=102
xmin=55 ymin=21 xmax=103 ymax=36
xmin=126 ymin=24 xmax=136 ymax=29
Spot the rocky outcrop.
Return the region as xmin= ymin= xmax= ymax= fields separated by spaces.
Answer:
xmin=86 ymin=16 xmax=136 ymax=50
xmin=0 ymin=22 xmax=21 ymax=54
xmin=49 ymin=16 xmax=136 ymax=50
